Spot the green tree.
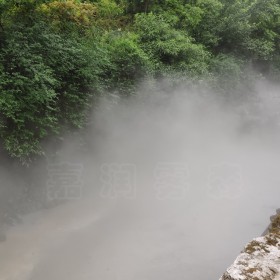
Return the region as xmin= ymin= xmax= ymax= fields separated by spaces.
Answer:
xmin=133 ymin=13 xmax=210 ymax=78
xmin=101 ymin=31 xmax=152 ymax=94
xmin=0 ymin=22 xmax=99 ymax=163
xmin=246 ymin=0 xmax=280 ymax=75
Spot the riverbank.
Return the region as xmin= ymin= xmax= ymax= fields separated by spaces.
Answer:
xmin=220 ymin=211 xmax=280 ymax=280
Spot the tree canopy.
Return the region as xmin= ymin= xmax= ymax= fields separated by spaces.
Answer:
xmin=0 ymin=0 xmax=280 ymax=163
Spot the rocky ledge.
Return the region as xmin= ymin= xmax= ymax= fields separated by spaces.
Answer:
xmin=220 ymin=210 xmax=280 ymax=280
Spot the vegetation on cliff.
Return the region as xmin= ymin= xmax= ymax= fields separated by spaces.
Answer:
xmin=0 ymin=0 xmax=280 ymax=163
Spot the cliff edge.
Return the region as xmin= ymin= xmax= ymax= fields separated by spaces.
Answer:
xmin=220 ymin=210 xmax=280 ymax=280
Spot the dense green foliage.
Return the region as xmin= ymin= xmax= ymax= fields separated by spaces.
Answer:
xmin=0 ymin=0 xmax=280 ymax=163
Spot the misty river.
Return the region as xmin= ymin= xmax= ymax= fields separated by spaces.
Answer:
xmin=1 ymin=82 xmax=280 ymax=280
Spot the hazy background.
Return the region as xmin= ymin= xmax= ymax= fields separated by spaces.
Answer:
xmin=1 ymin=80 xmax=280 ymax=280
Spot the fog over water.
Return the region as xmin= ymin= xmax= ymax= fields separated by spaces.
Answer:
xmin=1 ymin=80 xmax=280 ymax=280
